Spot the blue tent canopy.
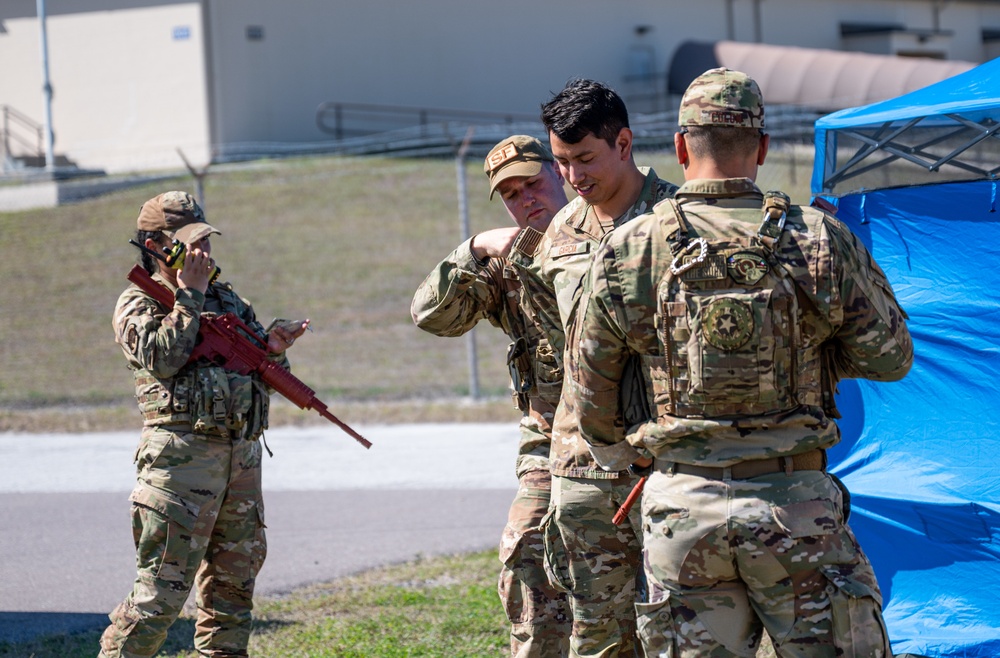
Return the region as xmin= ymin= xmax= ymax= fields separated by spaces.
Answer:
xmin=812 ymin=59 xmax=1000 ymax=658
xmin=812 ymin=57 xmax=1000 ymax=195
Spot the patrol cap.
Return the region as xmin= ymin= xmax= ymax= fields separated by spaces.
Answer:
xmin=678 ymin=67 xmax=765 ymax=129
xmin=484 ymin=135 xmax=554 ymax=200
xmin=136 ymin=191 xmax=221 ymax=244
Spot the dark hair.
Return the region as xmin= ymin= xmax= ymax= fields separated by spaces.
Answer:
xmin=135 ymin=229 xmax=165 ymax=274
xmin=683 ymin=126 xmax=762 ymax=161
xmin=541 ymin=79 xmax=629 ymax=147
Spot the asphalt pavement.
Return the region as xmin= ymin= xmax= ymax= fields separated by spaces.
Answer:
xmin=0 ymin=424 xmax=519 ymax=644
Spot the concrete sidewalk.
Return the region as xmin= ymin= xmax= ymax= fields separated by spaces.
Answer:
xmin=0 ymin=424 xmax=520 ymax=644
xmin=0 ymin=423 xmax=520 ymax=493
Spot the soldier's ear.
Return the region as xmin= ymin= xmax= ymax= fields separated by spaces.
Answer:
xmin=674 ymin=132 xmax=689 ymax=167
xmin=757 ymin=132 xmax=770 ymax=166
xmin=616 ymin=127 xmax=634 ymax=161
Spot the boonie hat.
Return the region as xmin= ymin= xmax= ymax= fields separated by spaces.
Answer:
xmin=484 ymin=135 xmax=554 ymax=199
xmin=679 ymin=67 xmax=765 ymax=129
xmin=136 ymin=191 xmax=221 ymax=244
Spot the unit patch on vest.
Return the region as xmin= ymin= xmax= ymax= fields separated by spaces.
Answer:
xmin=727 ymin=252 xmax=769 ymax=285
xmin=703 ymin=298 xmax=754 ymax=351
xmin=681 ymin=254 xmax=727 ymax=282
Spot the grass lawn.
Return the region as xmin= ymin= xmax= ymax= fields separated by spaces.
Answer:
xmin=0 ymin=149 xmax=811 ymax=430
xmin=0 ymin=550 xmax=777 ymax=658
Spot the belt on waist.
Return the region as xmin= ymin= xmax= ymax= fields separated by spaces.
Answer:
xmin=656 ymin=448 xmax=826 ymax=480
xmin=148 ymin=423 xmax=235 ymax=440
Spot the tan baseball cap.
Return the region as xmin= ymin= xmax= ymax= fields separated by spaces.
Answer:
xmin=484 ymin=135 xmax=554 ymax=199
xmin=136 ymin=191 xmax=221 ymax=244
xmin=679 ymin=67 xmax=765 ymax=129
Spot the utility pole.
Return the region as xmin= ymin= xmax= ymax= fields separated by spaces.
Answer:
xmin=36 ymin=0 xmax=56 ymax=171
xmin=455 ymin=126 xmax=480 ymax=399
xmin=177 ymin=148 xmax=209 ymax=209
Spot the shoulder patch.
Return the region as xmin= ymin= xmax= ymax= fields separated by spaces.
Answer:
xmin=124 ymin=323 xmax=140 ymax=355
xmin=511 ymin=227 xmax=544 ymax=258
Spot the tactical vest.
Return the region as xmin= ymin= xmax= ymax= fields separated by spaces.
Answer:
xmin=502 ymin=261 xmax=534 ymax=413
xmin=132 ymin=281 xmax=271 ymax=439
xmin=649 ymin=192 xmax=825 ymax=420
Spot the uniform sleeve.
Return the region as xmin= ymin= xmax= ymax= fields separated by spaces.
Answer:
xmin=113 ymin=283 xmax=204 ymax=378
xmin=566 ymin=241 xmax=643 ymax=471
xmin=826 ymin=218 xmax=914 ymax=381
xmin=410 ymin=238 xmax=506 ymax=337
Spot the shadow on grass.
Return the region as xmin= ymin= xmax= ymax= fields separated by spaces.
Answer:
xmin=0 ymin=615 xmax=195 ymax=658
xmin=0 ymin=614 xmax=298 ymax=658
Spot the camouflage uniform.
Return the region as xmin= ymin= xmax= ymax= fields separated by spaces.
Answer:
xmin=411 ymin=237 xmax=571 ymax=657
xmin=101 ymin=193 xmax=282 ymax=658
xmin=509 ymin=168 xmax=677 ymax=657
xmin=568 ymin=156 xmax=914 ymax=654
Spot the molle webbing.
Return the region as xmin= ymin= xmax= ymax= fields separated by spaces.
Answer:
xmin=757 ymin=190 xmax=790 ymax=247
xmin=652 ymin=190 xmax=823 ymax=419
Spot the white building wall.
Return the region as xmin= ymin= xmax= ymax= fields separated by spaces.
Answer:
xmin=205 ymin=0 xmax=1000 ymax=148
xmin=3 ymin=0 xmax=1000 ymax=174
xmin=1 ymin=0 xmax=210 ymax=173
xmin=203 ymin=0 xmax=731 ymax=148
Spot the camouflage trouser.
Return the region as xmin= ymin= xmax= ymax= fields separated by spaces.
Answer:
xmin=99 ymin=427 xmax=266 ymax=658
xmin=499 ymin=469 xmax=572 ymax=657
xmin=542 ymin=474 xmax=644 ymax=658
xmin=638 ymin=468 xmax=892 ymax=658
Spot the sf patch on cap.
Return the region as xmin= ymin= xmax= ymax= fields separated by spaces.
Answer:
xmin=484 ymin=135 xmax=554 ymax=199
xmin=679 ymin=67 xmax=765 ymax=129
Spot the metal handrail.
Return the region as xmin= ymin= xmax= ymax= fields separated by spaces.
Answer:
xmin=1 ymin=105 xmax=44 ymax=162
xmin=316 ymin=101 xmax=537 ymax=140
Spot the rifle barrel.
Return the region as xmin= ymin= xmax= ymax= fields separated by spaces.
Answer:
xmin=316 ymin=405 xmax=372 ymax=449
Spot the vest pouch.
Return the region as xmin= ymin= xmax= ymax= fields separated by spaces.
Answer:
xmin=226 ymin=372 xmax=254 ymax=434
xmin=225 ymin=372 xmax=255 ymax=435
xmin=134 ymin=372 xmax=193 ymax=425
xmin=533 ymin=339 xmax=562 ymax=409
xmin=135 ymin=377 xmax=170 ymax=418
xmin=241 ymin=379 xmax=270 ymax=440
xmin=506 ymin=337 xmax=532 ymax=413
xmin=191 ymin=367 xmax=231 ymax=435
xmin=641 ymin=352 xmax=672 ymax=421
xmin=679 ymin=286 xmax=796 ymax=417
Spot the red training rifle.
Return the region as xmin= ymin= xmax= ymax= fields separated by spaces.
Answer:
xmin=126 ymin=264 xmax=371 ymax=449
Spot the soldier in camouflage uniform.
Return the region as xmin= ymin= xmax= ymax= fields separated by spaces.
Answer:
xmin=100 ymin=192 xmax=308 ymax=658
xmin=507 ymin=79 xmax=678 ymax=658
xmin=411 ymin=135 xmax=571 ymax=657
xmin=566 ymin=69 xmax=914 ymax=656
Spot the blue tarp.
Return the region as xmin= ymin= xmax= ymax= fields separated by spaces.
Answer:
xmin=811 ymin=57 xmax=1000 ymax=194
xmin=819 ymin=180 xmax=1000 ymax=657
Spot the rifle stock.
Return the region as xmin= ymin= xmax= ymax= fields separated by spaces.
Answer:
xmin=126 ymin=264 xmax=371 ymax=449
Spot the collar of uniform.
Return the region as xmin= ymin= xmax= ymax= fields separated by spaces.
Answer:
xmin=151 ymin=270 xmax=178 ymax=292
xmin=566 ymin=166 xmax=659 ymax=232
xmin=675 ymin=177 xmax=761 ymax=200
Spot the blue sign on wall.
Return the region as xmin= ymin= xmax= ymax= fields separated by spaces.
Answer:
xmin=172 ymin=26 xmax=191 ymax=41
